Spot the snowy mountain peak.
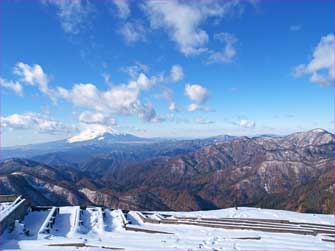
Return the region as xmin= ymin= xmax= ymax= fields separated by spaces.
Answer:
xmin=67 ymin=125 xmax=120 ymax=143
xmin=66 ymin=125 xmax=146 ymax=144
xmin=310 ymin=128 xmax=328 ymax=133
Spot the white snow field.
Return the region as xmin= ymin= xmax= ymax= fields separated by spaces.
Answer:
xmin=0 ymin=206 xmax=334 ymax=250
xmin=0 ymin=202 xmax=11 ymax=213
xmin=0 ymin=197 xmax=26 ymax=222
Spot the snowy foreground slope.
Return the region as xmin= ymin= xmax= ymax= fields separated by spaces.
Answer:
xmin=0 ymin=206 xmax=334 ymax=250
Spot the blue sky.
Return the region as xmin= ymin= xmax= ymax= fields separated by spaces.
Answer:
xmin=1 ymin=0 xmax=334 ymax=146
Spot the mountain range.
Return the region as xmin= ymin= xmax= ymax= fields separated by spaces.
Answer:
xmin=0 ymin=129 xmax=333 ymax=213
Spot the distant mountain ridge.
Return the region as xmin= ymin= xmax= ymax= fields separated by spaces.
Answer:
xmin=2 ymin=132 xmax=237 ymax=172
xmin=1 ymin=132 xmax=154 ymax=159
xmin=67 ymin=132 xmax=151 ymax=144
xmin=0 ymin=129 xmax=333 ymax=213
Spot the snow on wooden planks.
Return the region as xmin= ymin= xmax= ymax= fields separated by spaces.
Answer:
xmin=138 ymin=212 xmax=335 ymax=237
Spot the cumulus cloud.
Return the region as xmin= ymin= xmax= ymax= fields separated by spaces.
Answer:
xmin=239 ymin=119 xmax=256 ymax=128
xmin=58 ymin=83 xmax=143 ymax=117
xmin=0 ymin=78 xmax=23 ymax=96
xmin=121 ymin=63 xmax=165 ymax=90
xmin=168 ymin=102 xmax=177 ymax=112
xmin=128 ymin=73 xmax=157 ymax=90
xmin=78 ymin=111 xmax=117 ymax=125
xmin=187 ymin=103 xmax=199 ymax=112
xmin=10 ymin=61 xmax=163 ymax=122
xmin=169 ymin=64 xmax=184 ymax=82
xmin=208 ymin=32 xmax=238 ymax=63
xmin=58 ymin=83 xmax=104 ymax=110
xmin=136 ymin=103 xmax=164 ymax=123
xmin=143 ymin=0 xmax=243 ymax=56
xmin=143 ymin=0 xmax=208 ymax=55
xmin=43 ymin=0 xmax=93 ymax=34
xmin=1 ymin=113 xmax=73 ymax=134
xmin=13 ymin=62 xmax=56 ymax=100
xmin=123 ymin=63 xmax=180 ymax=86
xmin=56 ymin=74 xmax=164 ymax=122
xmin=6 ymin=61 xmax=185 ymax=128
xmin=185 ymin=84 xmax=210 ymax=112
xmin=294 ymin=34 xmax=334 ymax=86
xmin=122 ymin=62 xmax=150 ymax=78
xmin=185 ymin=84 xmax=209 ymax=104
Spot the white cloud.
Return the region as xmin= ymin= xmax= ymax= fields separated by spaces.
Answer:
xmin=187 ymin=103 xmax=199 ymax=112
xmin=143 ymin=0 xmax=207 ymax=56
xmin=13 ymin=62 xmax=55 ymax=99
xmin=185 ymin=84 xmax=209 ymax=104
xmin=58 ymin=83 xmax=104 ymax=110
xmin=136 ymin=103 xmax=164 ymax=123
xmin=294 ymin=34 xmax=334 ymax=86
xmin=169 ymin=102 xmax=177 ymax=112
xmin=43 ymin=0 xmax=93 ymax=34
xmin=14 ymin=62 xmax=48 ymax=92
xmin=155 ymin=86 xmax=178 ymax=112
xmin=128 ymin=73 xmax=154 ymax=90
xmin=111 ymin=0 xmax=146 ymax=44
xmin=79 ymin=111 xmax=116 ymax=125
xmin=187 ymin=103 xmax=213 ymax=112
xmin=58 ymin=83 xmax=141 ymax=116
xmin=0 ymin=78 xmax=23 ymax=96
xmin=103 ymin=85 xmax=140 ymax=113
xmin=112 ymin=0 xmax=130 ymax=19
xmin=120 ymin=22 xmax=146 ymax=43
xmin=143 ymin=0 xmax=243 ymax=56
xmin=239 ymin=119 xmax=256 ymax=128
xmin=208 ymin=32 xmax=237 ymax=63
xmin=122 ymin=64 xmax=179 ymax=94
xmin=1 ymin=113 xmax=72 ymax=134
xmin=195 ymin=117 xmax=215 ymax=124
xmin=57 ymin=78 xmax=163 ymax=122
xmin=69 ymin=112 xmax=119 ymax=143
xmin=122 ymin=62 xmax=150 ymax=78
xmin=7 ymin=61 xmax=181 ymax=126
xmin=170 ymin=64 xmax=184 ymax=82
xmin=185 ymin=84 xmax=210 ymax=112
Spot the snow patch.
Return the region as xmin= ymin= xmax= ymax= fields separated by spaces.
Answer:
xmin=67 ymin=124 xmax=118 ymax=143
xmin=1 ymin=207 xmax=334 ymax=250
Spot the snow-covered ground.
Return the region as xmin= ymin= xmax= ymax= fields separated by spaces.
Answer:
xmin=0 ymin=202 xmax=12 ymax=213
xmin=0 ymin=206 xmax=334 ymax=250
xmin=162 ymin=207 xmax=333 ymax=225
xmin=0 ymin=197 xmax=26 ymax=222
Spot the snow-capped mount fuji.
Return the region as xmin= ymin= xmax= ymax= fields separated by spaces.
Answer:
xmin=67 ymin=125 xmax=150 ymax=144
xmin=67 ymin=131 xmax=149 ymax=144
xmin=1 ymin=131 xmax=153 ymax=161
